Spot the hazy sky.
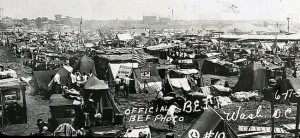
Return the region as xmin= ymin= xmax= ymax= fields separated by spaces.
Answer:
xmin=1 ymin=0 xmax=300 ymax=22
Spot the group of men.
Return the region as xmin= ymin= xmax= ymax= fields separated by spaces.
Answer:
xmin=113 ymin=75 xmax=132 ymax=98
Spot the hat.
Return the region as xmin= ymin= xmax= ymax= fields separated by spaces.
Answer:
xmin=37 ymin=119 xmax=43 ymax=123
xmin=173 ymin=102 xmax=179 ymax=107
xmin=43 ymin=126 xmax=48 ymax=131
xmin=269 ymin=79 xmax=276 ymax=85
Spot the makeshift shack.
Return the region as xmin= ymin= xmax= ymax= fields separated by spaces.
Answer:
xmin=201 ymin=58 xmax=238 ymax=76
xmin=84 ymin=76 xmax=120 ymax=123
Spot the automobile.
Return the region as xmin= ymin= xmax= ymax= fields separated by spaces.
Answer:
xmin=0 ymin=78 xmax=27 ymax=125
xmin=48 ymin=94 xmax=83 ymax=131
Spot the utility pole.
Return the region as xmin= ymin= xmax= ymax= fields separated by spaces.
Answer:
xmin=287 ymin=17 xmax=290 ymax=34
xmin=172 ymin=9 xmax=174 ymax=21
xmin=295 ymin=41 xmax=299 ymax=138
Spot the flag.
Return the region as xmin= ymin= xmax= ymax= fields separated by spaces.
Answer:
xmin=132 ymin=48 xmax=146 ymax=67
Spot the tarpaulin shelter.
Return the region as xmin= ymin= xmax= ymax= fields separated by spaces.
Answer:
xmin=79 ymin=55 xmax=97 ymax=76
xmin=84 ymin=76 xmax=120 ymax=122
xmin=132 ymin=63 xmax=162 ymax=93
xmin=169 ymin=69 xmax=199 ymax=78
xmin=31 ymin=69 xmax=58 ymax=95
xmin=233 ymin=61 xmax=268 ymax=92
xmin=181 ymin=106 xmax=238 ymax=138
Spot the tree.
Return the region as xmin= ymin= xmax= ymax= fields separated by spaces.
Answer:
xmin=20 ymin=18 xmax=30 ymax=26
xmin=35 ymin=17 xmax=42 ymax=29
xmin=0 ymin=23 xmax=8 ymax=30
xmin=41 ymin=17 xmax=48 ymax=22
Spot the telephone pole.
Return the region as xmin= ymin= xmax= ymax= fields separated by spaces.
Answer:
xmin=287 ymin=17 xmax=290 ymax=33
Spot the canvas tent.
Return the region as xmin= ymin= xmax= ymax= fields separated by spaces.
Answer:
xmin=84 ymin=76 xmax=120 ymax=122
xmin=79 ymin=55 xmax=97 ymax=76
xmin=48 ymin=66 xmax=73 ymax=91
xmin=31 ymin=69 xmax=58 ymax=95
xmin=181 ymin=106 xmax=238 ymax=138
xmin=233 ymin=61 xmax=268 ymax=92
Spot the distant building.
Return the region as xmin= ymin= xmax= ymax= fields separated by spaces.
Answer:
xmin=2 ymin=17 xmax=14 ymax=26
xmin=143 ymin=16 xmax=157 ymax=24
xmin=71 ymin=18 xmax=82 ymax=24
xmin=55 ymin=14 xmax=62 ymax=21
xmin=158 ymin=17 xmax=170 ymax=24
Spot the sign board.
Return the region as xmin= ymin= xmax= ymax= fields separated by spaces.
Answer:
xmin=141 ymin=69 xmax=150 ymax=80
xmin=178 ymin=59 xmax=193 ymax=64
xmin=117 ymin=65 xmax=132 ymax=78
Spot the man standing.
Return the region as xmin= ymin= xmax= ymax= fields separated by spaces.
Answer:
xmin=123 ymin=75 xmax=132 ymax=98
xmin=53 ymin=73 xmax=61 ymax=94
xmin=166 ymin=102 xmax=181 ymax=131
xmin=69 ymin=72 xmax=77 ymax=88
xmin=113 ymin=76 xmax=121 ymax=97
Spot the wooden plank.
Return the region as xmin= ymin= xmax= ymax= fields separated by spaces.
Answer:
xmin=257 ymin=127 xmax=261 ymax=131
xmin=238 ymin=126 xmax=289 ymax=134
xmin=237 ymin=131 xmax=270 ymax=137
xmin=250 ymin=126 xmax=255 ymax=131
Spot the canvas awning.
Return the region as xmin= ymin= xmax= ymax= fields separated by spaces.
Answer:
xmin=146 ymin=43 xmax=178 ymax=51
xmin=266 ymin=63 xmax=282 ymax=70
xmin=173 ymin=69 xmax=199 ymax=75
xmin=170 ymin=78 xmax=191 ymax=91
xmin=233 ymin=58 xmax=247 ymax=63
xmin=205 ymin=52 xmax=221 ymax=57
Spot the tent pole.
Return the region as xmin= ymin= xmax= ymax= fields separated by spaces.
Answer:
xmin=22 ymin=86 xmax=27 ymax=124
xmin=296 ymin=100 xmax=300 ymax=138
xmin=144 ymin=80 xmax=146 ymax=93
xmin=295 ymin=43 xmax=299 ymax=137
xmin=271 ymin=89 xmax=275 ymax=138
